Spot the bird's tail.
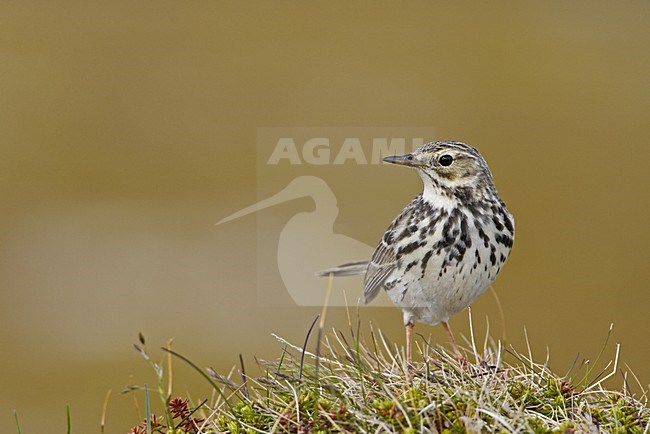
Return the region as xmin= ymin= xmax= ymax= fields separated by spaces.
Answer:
xmin=316 ymin=260 xmax=368 ymax=277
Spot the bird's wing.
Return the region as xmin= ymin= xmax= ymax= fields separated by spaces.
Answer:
xmin=364 ymin=195 xmax=422 ymax=304
xmin=363 ymin=236 xmax=397 ymax=303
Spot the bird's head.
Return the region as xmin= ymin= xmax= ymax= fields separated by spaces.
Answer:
xmin=383 ymin=141 xmax=495 ymax=194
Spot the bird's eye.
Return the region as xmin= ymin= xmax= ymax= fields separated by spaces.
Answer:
xmin=438 ymin=155 xmax=454 ymax=166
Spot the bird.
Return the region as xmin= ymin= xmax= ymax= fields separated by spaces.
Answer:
xmin=318 ymin=141 xmax=514 ymax=365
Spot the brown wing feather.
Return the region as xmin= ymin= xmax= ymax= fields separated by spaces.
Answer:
xmin=363 ymin=197 xmax=420 ymax=303
xmin=363 ymin=238 xmax=396 ymax=303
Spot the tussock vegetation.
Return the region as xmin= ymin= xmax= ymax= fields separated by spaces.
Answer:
xmin=123 ymin=319 xmax=649 ymax=434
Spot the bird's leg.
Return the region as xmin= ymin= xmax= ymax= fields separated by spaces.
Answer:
xmin=405 ymin=321 xmax=414 ymax=367
xmin=441 ymin=321 xmax=466 ymax=364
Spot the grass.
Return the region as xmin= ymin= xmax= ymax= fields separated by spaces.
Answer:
xmin=121 ymin=314 xmax=649 ymax=434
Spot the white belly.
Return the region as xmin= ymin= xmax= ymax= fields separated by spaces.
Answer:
xmin=383 ymin=211 xmax=511 ymax=326
xmin=386 ymin=253 xmax=495 ymax=325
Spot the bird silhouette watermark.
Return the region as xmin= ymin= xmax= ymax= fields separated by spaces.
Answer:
xmin=217 ymin=127 xmax=436 ymax=307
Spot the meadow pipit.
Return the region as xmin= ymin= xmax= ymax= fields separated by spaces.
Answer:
xmin=319 ymin=141 xmax=514 ymax=365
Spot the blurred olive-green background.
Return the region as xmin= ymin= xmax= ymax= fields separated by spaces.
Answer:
xmin=2 ymin=1 xmax=649 ymax=432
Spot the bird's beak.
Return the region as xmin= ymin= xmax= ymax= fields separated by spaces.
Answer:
xmin=383 ymin=154 xmax=426 ymax=168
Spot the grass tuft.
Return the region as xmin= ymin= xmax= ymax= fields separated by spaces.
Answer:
xmin=124 ymin=324 xmax=649 ymax=433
